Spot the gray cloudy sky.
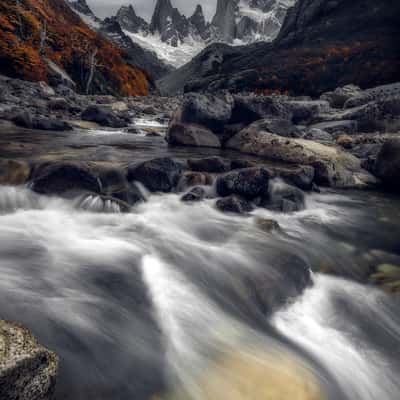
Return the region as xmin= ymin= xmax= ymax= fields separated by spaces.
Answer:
xmin=87 ymin=0 xmax=217 ymax=21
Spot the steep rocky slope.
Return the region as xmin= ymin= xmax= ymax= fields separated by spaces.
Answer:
xmin=0 ymin=0 xmax=150 ymax=96
xmin=158 ymin=0 xmax=400 ymax=95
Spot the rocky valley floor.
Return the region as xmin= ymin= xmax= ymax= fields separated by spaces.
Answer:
xmin=0 ymin=76 xmax=400 ymax=400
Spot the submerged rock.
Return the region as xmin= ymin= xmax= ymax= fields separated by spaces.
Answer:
xmin=216 ymin=167 xmax=270 ymax=199
xmin=255 ymin=218 xmax=281 ymax=233
xmin=181 ymin=187 xmax=206 ymax=202
xmin=0 ymin=159 xmax=31 ymax=185
xmin=0 ymin=320 xmax=58 ymax=400
xmin=216 ymin=195 xmax=254 ymax=214
xmin=261 ymin=180 xmax=305 ymax=213
xmin=81 ymin=105 xmax=127 ymax=128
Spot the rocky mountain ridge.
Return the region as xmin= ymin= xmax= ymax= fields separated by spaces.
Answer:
xmin=114 ymin=0 xmax=294 ymax=67
xmin=158 ymin=0 xmax=400 ymax=95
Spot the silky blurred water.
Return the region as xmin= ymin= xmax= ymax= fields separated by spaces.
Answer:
xmin=0 ymin=184 xmax=399 ymax=399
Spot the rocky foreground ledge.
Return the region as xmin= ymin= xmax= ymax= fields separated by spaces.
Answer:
xmin=0 ymin=320 xmax=58 ymax=400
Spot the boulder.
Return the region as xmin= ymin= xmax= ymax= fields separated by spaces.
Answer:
xmin=181 ymin=186 xmax=206 ymax=202
xmin=12 ymin=112 xmax=72 ymax=131
xmin=230 ymin=95 xmax=291 ymax=125
xmin=262 ymin=180 xmax=305 ymax=213
xmin=31 ymin=162 xmax=101 ymax=195
xmin=179 ymin=93 xmax=233 ymax=132
xmin=344 ymin=83 xmax=400 ymax=109
xmin=187 ymin=157 xmax=230 ymax=173
xmin=336 ymin=134 xmax=353 ymax=149
xmin=127 ymin=157 xmax=182 ymax=193
xmin=216 ymin=167 xmax=270 ymax=199
xmin=98 ymin=167 xmax=144 ymax=206
xmin=81 ymin=105 xmax=127 ymax=128
xmin=0 ymin=159 xmax=31 ymax=185
xmin=48 ymin=98 xmax=70 ymax=111
xmin=166 ymin=123 xmax=221 ymax=148
xmin=268 ymin=165 xmax=315 ymax=191
xmin=375 ymin=139 xmax=400 ymax=192
xmin=0 ymin=320 xmax=58 ymax=400
xmin=225 ymin=122 xmax=375 ymax=188
xmin=216 ymin=195 xmax=254 ymax=214
xmin=285 ymin=100 xmax=330 ymax=124
xmin=321 ymin=84 xmax=362 ymax=108
xmin=180 ymin=171 xmax=213 ymax=188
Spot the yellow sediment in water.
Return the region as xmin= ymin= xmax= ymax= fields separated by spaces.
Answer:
xmin=155 ymin=350 xmax=324 ymax=400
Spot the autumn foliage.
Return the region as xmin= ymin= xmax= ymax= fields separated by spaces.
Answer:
xmin=0 ymin=0 xmax=149 ymax=96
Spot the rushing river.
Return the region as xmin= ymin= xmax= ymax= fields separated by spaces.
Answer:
xmin=0 ymin=127 xmax=400 ymax=400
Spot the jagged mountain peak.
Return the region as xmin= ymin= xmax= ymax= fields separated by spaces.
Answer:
xmin=116 ymin=4 xmax=149 ymax=33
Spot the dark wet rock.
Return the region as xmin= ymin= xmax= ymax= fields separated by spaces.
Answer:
xmin=0 ymin=159 xmax=31 ymax=185
xmin=309 ymin=120 xmax=358 ymax=135
xmin=98 ymin=167 xmax=145 ymax=206
xmin=166 ymin=122 xmax=221 ymax=148
xmin=216 ymin=195 xmax=254 ymax=214
xmin=180 ymin=171 xmax=213 ymax=188
xmin=127 ymin=157 xmax=182 ymax=193
xmin=179 ymin=93 xmax=233 ymax=132
xmin=216 ymin=167 xmax=269 ymax=200
xmin=48 ymin=98 xmax=70 ymax=111
xmin=261 ymin=180 xmax=305 ymax=213
xmin=31 ymin=162 xmax=101 ymax=195
xmin=127 ymin=127 xmax=142 ymax=134
xmin=188 ymin=157 xmax=230 ymax=173
xmin=12 ymin=112 xmax=72 ymax=131
xmin=230 ymin=95 xmax=291 ymax=125
xmin=286 ymin=100 xmax=330 ymax=124
xmin=230 ymin=159 xmax=258 ymax=170
xmin=181 ymin=186 xmax=206 ymax=202
xmin=146 ymin=131 xmax=162 ymax=137
xmin=255 ymin=217 xmax=281 ymax=233
xmin=321 ymin=85 xmax=362 ymax=108
xmin=81 ymin=105 xmax=127 ymax=128
xmin=268 ymin=165 xmax=315 ymax=191
xmin=375 ymin=139 xmax=400 ymax=192
xmin=0 ymin=320 xmax=58 ymax=400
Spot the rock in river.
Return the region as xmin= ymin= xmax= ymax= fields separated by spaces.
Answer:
xmin=375 ymin=138 xmax=400 ymax=192
xmin=0 ymin=320 xmax=58 ymax=400
xmin=127 ymin=158 xmax=182 ymax=193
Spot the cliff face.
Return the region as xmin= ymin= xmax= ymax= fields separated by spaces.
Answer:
xmin=159 ymin=0 xmax=400 ymax=96
xmin=0 ymin=0 xmax=150 ymax=96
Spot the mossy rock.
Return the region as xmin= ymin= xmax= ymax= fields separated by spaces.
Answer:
xmin=369 ymin=264 xmax=400 ymax=293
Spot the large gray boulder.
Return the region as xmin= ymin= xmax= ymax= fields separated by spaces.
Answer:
xmin=375 ymin=138 xmax=400 ymax=192
xmin=0 ymin=320 xmax=58 ymax=400
xmin=166 ymin=122 xmax=221 ymax=148
xmin=320 ymin=84 xmax=362 ymax=108
xmin=225 ymin=122 xmax=376 ymax=188
xmin=81 ymin=105 xmax=127 ymax=128
xmin=179 ymin=93 xmax=233 ymax=132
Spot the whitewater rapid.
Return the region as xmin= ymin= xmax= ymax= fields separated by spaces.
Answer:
xmin=0 ymin=185 xmax=399 ymax=399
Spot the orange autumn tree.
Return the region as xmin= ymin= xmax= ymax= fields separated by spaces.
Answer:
xmin=0 ymin=0 xmax=149 ymax=96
